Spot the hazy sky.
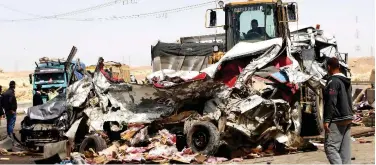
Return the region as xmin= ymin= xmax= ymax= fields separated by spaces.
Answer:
xmin=0 ymin=0 xmax=374 ymax=71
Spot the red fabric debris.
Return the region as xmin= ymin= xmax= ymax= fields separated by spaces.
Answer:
xmin=272 ymin=55 xmax=293 ymax=69
xmin=191 ymin=72 xmax=207 ymax=81
xmin=217 ymin=60 xmax=247 ymax=87
xmin=279 ymin=83 xmax=298 ymax=102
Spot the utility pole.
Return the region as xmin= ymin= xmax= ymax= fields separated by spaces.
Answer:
xmin=128 ymin=56 xmax=131 ymax=67
xmin=214 ymin=0 xmax=218 ymax=42
xmin=355 ymin=16 xmax=360 ymax=52
xmin=371 ymin=46 xmax=374 ymax=56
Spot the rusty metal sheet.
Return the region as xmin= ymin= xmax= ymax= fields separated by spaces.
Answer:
xmin=155 ymin=110 xmax=199 ymax=124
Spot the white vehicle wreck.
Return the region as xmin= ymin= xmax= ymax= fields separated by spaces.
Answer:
xmin=19 ymin=0 xmax=352 ymax=163
xmin=145 ymin=0 xmax=351 ymax=156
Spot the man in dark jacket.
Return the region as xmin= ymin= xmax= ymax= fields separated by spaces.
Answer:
xmin=323 ymin=57 xmax=353 ymax=164
xmin=1 ymin=81 xmax=17 ymax=137
xmin=33 ymin=84 xmax=44 ymax=106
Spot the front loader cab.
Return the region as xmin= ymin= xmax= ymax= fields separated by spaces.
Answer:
xmin=229 ymin=3 xmax=278 ymax=43
xmin=206 ymin=0 xmax=298 ymax=51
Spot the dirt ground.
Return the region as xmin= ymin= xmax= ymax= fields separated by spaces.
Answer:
xmin=0 ymin=114 xmax=374 ymax=164
xmin=0 ymin=71 xmax=33 ymax=103
xmin=348 ymin=56 xmax=375 ymax=81
xmin=237 ymin=136 xmax=375 ymax=164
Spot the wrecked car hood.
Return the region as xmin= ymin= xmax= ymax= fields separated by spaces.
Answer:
xmin=26 ymin=93 xmax=67 ymax=121
xmin=147 ymin=38 xmax=284 ymax=85
xmin=66 ymin=71 xmax=174 ymax=131
xmin=202 ymin=38 xmax=283 ymax=78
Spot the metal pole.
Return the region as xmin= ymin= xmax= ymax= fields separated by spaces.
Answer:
xmin=214 ymin=0 xmax=218 ymax=42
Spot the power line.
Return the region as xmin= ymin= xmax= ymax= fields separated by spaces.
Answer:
xmin=0 ymin=0 xmax=139 ymax=22
xmin=0 ymin=0 xmax=217 ymax=22
xmin=88 ymin=1 xmax=216 ymax=21
xmin=60 ymin=0 xmax=217 ymax=22
xmin=0 ymin=4 xmax=42 ymax=17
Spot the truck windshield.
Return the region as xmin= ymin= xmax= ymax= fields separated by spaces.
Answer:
xmin=231 ymin=4 xmax=277 ymax=43
xmin=35 ymin=73 xmax=65 ymax=83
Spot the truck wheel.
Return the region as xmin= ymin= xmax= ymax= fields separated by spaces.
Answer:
xmin=301 ymin=88 xmax=324 ymax=136
xmin=79 ymin=135 xmax=107 ymax=153
xmin=186 ymin=121 xmax=220 ymax=156
xmin=314 ymin=88 xmax=324 ymax=134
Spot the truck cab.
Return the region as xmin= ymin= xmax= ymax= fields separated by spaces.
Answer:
xmin=29 ymin=59 xmax=85 ymax=105
xmin=207 ymin=0 xmax=296 ymax=51
xmin=29 ymin=61 xmax=67 ymax=103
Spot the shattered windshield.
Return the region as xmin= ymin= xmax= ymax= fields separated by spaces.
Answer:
xmin=232 ymin=4 xmax=277 ymax=43
xmin=35 ymin=73 xmax=65 ymax=84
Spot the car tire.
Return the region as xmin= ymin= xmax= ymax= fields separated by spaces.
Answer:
xmin=186 ymin=121 xmax=220 ymax=156
xmin=79 ymin=135 xmax=107 ymax=153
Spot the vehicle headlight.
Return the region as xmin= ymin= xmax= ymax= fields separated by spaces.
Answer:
xmin=56 ymin=112 xmax=69 ymax=130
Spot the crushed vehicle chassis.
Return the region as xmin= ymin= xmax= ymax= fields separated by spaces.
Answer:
xmin=146 ymin=26 xmax=350 ymax=156
xmin=17 ymin=26 xmax=350 ymax=158
xmin=17 ymin=58 xmax=176 ymax=153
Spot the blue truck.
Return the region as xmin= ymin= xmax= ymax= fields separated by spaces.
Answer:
xmin=29 ymin=47 xmax=85 ymax=105
xmin=29 ymin=59 xmax=85 ymax=104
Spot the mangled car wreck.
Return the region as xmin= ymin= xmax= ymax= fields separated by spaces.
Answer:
xmin=145 ymin=0 xmax=350 ymax=157
xmin=18 ymin=0 xmax=352 ymax=163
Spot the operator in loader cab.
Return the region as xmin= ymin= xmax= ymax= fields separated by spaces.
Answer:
xmin=245 ymin=19 xmax=270 ymax=40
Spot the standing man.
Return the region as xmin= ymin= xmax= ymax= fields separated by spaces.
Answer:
xmin=323 ymin=57 xmax=353 ymax=164
xmin=33 ymin=84 xmax=44 ymax=106
xmin=1 ymin=81 xmax=17 ymax=137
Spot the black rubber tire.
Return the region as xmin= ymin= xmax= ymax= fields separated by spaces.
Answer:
xmin=186 ymin=121 xmax=220 ymax=156
xmin=169 ymin=126 xmax=186 ymax=152
xmin=301 ymin=89 xmax=324 ymax=136
xmin=314 ymin=89 xmax=324 ymax=134
xmin=79 ymin=135 xmax=107 ymax=153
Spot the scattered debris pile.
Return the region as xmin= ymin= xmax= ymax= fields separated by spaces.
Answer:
xmin=82 ymin=128 xmax=208 ymax=164
xmin=352 ymin=85 xmax=375 ymax=127
xmin=62 ymin=125 xmax=316 ymax=164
